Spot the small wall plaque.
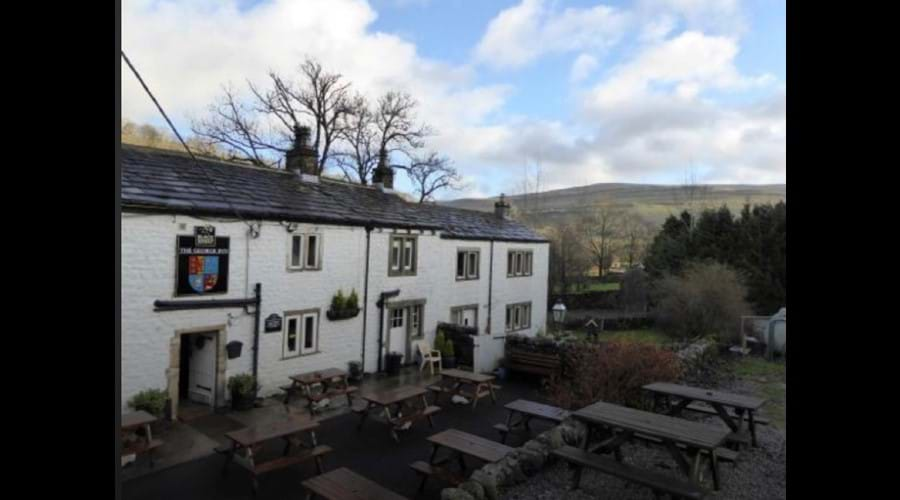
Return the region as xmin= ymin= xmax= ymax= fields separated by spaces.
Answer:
xmin=264 ymin=313 xmax=283 ymax=333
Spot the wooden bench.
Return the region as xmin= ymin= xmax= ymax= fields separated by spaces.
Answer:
xmin=409 ymin=460 xmax=464 ymax=492
xmin=250 ymin=445 xmax=332 ymax=475
xmin=684 ymin=402 xmax=770 ymax=426
xmin=303 ymin=467 xmax=408 ymax=500
xmin=553 ymin=445 xmax=708 ymax=499
xmin=506 ymin=350 xmax=560 ymax=377
xmin=633 ymin=433 xmax=739 ymax=465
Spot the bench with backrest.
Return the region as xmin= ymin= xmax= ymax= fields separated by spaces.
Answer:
xmin=505 ymin=350 xmax=561 ymax=377
xmin=553 ymin=445 xmax=708 ymax=499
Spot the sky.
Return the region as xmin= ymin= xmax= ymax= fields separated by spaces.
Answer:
xmin=122 ymin=0 xmax=786 ymax=200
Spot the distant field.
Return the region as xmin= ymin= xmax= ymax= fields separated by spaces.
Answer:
xmin=442 ymin=183 xmax=786 ymax=228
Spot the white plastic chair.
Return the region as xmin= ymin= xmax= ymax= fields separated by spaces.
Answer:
xmin=414 ymin=339 xmax=442 ymax=376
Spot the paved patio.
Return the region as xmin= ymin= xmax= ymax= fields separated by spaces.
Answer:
xmin=122 ymin=366 xmax=551 ymax=499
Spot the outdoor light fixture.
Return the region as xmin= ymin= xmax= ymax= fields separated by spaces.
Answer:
xmin=552 ymin=299 xmax=567 ymax=334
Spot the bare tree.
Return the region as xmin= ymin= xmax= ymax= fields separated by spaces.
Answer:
xmin=670 ymin=167 xmax=710 ymax=228
xmin=401 ymin=152 xmax=463 ymax=203
xmin=192 ymin=57 xmax=352 ymax=171
xmin=334 ymin=93 xmax=379 ymax=183
xmin=543 ymin=223 xmax=591 ymax=294
xmin=581 ymin=204 xmax=623 ymax=278
xmin=620 ymin=213 xmax=654 ymax=268
xmin=334 ymin=90 xmax=434 ymax=185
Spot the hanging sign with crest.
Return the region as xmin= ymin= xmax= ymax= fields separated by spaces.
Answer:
xmin=175 ymin=226 xmax=230 ymax=296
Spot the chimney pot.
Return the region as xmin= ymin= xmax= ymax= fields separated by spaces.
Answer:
xmin=494 ymin=193 xmax=511 ymax=219
xmin=371 ymin=149 xmax=394 ymax=190
xmin=285 ymin=125 xmax=318 ymax=177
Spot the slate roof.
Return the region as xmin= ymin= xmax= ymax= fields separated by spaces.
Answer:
xmin=121 ymin=145 xmax=547 ymax=243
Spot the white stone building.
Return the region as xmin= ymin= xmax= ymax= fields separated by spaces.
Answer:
xmin=121 ymin=137 xmax=548 ymax=418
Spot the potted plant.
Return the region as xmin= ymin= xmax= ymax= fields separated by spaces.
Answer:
xmin=228 ymin=373 xmax=259 ymax=411
xmin=436 ymin=331 xmax=456 ymax=369
xmin=348 ymin=360 xmax=363 ymax=382
xmin=327 ymin=289 xmax=361 ymax=320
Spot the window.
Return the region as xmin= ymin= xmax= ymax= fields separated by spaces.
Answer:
xmin=306 ymin=234 xmax=319 ymax=268
xmin=409 ymin=304 xmax=423 ymax=338
xmin=507 ymin=250 xmax=534 ymax=277
xmin=505 ymin=302 xmax=532 ymax=332
xmin=391 ymin=308 xmax=404 ymax=328
xmin=456 ymin=249 xmax=480 ymax=280
xmin=389 ymin=235 xmax=417 ymax=276
xmin=450 ymin=305 xmax=478 ymax=329
xmin=288 ymin=233 xmax=322 ymax=271
xmin=284 ymin=309 xmax=319 ymax=357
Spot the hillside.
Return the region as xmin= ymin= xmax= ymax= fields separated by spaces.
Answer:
xmin=441 ymin=183 xmax=786 ymax=228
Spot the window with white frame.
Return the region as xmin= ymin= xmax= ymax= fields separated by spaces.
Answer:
xmin=505 ymin=302 xmax=532 ymax=332
xmin=389 ymin=235 xmax=417 ymax=276
xmin=450 ymin=305 xmax=478 ymax=329
xmin=456 ymin=249 xmax=480 ymax=280
xmin=288 ymin=233 xmax=322 ymax=271
xmin=507 ymin=250 xmax=533 ymax=277
xmin=390 ymin=307 xmax=404 ymax=328
xmin=283 ymin=309 xmax=319 ymax=357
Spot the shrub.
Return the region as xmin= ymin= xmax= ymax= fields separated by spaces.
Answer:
xmin=434 ymin=331 xmax=447 ymax=354
xmin=652 ymin=262 xmax=750 ymax=344
xmin=346 ymin=289 xmax=359 ymax=310
xmin=331 ymin=290 xmax=346 ymax=312
xmin=227 ymin=373 xmax=259 ymax=396
xmin=619 ymin=268 xmax=649 ymax=312
xmin=128 ymin=388 xmax=168 ymax=417
xmin=545 ymin=341 xmax=682 ymax=410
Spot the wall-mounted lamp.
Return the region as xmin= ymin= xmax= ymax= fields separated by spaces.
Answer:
xmin=282 ymin=221 xmax=298 ymax=233
xmin=247 ymin=223 xmax=261 ymax=239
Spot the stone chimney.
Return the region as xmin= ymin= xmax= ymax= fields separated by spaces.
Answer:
xmin=371 ymin=149 xmax=394 ymax=190
xmin=494 ymin=193 xmax=511 ymax=219
xmin=285 ymin=125 xmax=318 ymax=177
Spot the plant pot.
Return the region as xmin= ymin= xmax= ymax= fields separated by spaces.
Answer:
xmin=231 ymin=391 xmax=256 ymax=411
xmin=326 ymin=307 xmax=360 ymax=321
xmin=385 ymin=352 xmax=404 ymax=376
xmin=348 ymin=361 xmax=363 ymax=382
xmin=443 ymin=356 xmax=456 ymax=369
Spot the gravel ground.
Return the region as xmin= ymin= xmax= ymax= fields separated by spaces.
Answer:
xmin=500 ymin=379 xmax=786 ymax=500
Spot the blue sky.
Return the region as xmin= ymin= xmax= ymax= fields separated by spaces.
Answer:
xmin=122 ymin=0 xmax=785 ymax=199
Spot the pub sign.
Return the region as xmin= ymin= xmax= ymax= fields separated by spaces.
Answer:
xmin=176 ymin=229 xmax=230 ymax=296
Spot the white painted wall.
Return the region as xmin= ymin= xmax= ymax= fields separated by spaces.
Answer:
xmin=121 ymin=211 xmax=548 ymax=410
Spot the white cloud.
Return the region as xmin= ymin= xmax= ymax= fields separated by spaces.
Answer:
xmin=570 ymin=54 xmax=598 ymax=83
xmin=123 ymin=0 xmax=513 ymax=187
xmin=474 ymin=0 xmax=629 ymax=69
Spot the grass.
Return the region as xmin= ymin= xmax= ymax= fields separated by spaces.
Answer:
xmin=563 ymin=328 xmax=669 ymax=346
xmin=729 ymin=356 xmax=787 ymax=430
xmin=553 ymin=281 xmax=621 ymax=294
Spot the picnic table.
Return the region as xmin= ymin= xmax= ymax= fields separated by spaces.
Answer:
xmin=643 ymin=382 xmax=767 ymax=447
xmin=572 ymin=401 xmax=730 ymax=491
xmin=302 ymin=467 xmax=408 ymax=500
xmin=220 ymin=415 xmax=332 ymax=496
xmin=121 ymin=410 xmax=163 ymax=467
xmin=494 ymin=399 xmax=570 ymax=444
xmin=427 ymin=368 xmax=499 ymax=410
xmin=410 ymin=429 xmax=514 ymax=492
xmin=353 ymin=385 xmax=441 ymax=442
xmin=282 ymin=368 xmax=358 ymax=416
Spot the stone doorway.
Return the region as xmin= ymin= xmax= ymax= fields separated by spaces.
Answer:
xmin=166 ymin=324 xmax=228 ymax=421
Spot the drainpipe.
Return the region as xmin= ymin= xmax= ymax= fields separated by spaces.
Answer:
xmin=487 ymin=240 xmax=494 ymax=336
xmin=360 ymin=226 xmax=373 ymax=372
xmin=252 ymin=283 xmax=261 ymax=381
xmin=376 ymin=289 xmax=401 ymax=372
